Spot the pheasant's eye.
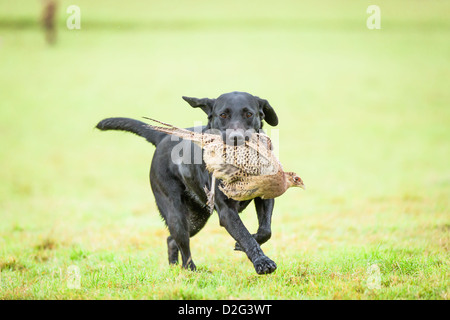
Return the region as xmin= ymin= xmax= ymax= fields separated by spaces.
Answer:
xmin=220 ymin=113 xmax=227 ymax=119
xmin=294 ymin=177 xmax=300 ymax=182
xmin=246 ymin=112 xmax=253 ymax=118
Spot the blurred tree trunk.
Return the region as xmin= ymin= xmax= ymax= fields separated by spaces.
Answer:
xmin=41 ymin=0 xmax=57 ymax=45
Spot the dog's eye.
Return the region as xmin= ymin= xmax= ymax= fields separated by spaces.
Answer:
xmin=220 ymin=113 xmax=227 ymax=119
xmin=246 ymin=112 xmax=253 ymax=118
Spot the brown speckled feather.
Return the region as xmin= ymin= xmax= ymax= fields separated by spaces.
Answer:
xmin=144 ymin=117 xmax=305 ymax=209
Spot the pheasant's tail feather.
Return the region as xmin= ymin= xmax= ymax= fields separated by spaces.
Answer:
xmin=143 ymin=117 xmax=179 ymax=129
xmin=143 ymin=117 xmax=204 ymax=143
xmin=143 ymin=117 xmax=225 ymax=148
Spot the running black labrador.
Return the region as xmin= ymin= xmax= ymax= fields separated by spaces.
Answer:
xmin=96 ymin=91 xmax=279 ymax=274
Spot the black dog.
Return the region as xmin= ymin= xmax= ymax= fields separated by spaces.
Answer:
xmin=96 ymin=91 xmax=279 ymax=274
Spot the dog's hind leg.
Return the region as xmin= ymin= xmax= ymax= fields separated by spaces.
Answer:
xmin=153 ymin=187 xmax=196 ymax=271
xmin=158 ymin=195 xmax=196 ymax=271
xmin=167 ymin=213 xmax=196 ymax=271
xmin=167 ymin=236 xmax=179 ymax=265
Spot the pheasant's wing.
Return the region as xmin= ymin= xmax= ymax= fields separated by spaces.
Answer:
xmin=246 ymin=133 xmax=276 ymax=161
xmin=202 ymin=143 xmax=242 ymax=181
xmin=207 ymin=163 xmax=243 ymax=182
xmin=219 ymin=133 xmax=280 ymax=176
xmin=208 ymin=150 xmax=276 ymax=181
xmin=250 ymin=133 xmax=283 ymax=174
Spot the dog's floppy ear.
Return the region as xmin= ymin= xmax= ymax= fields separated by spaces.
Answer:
xmin=182 ymin=96 xmax=216 ymax=116
xmin=256 ymin=97 xmax=279 ymax=126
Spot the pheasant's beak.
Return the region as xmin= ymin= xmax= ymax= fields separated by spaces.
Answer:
xmin=299 ymin=181 xmax=306 ymax=190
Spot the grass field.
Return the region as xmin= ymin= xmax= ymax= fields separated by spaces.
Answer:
xmin=0 ymin=0 xmax=449 ymax=299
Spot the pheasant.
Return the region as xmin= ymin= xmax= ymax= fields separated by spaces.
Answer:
xmin=143 ymin=117 xmax=305 ymax=212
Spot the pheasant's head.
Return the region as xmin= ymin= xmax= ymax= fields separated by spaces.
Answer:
xmin=286 ymin=172 xmax=305 ymax=189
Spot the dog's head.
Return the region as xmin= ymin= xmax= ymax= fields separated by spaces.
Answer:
xmin=182 ymin=91 xmax=278 ymax=145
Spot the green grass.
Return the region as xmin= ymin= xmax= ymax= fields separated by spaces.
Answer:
xmin=0 ymin=0 xmax=449 ymax=299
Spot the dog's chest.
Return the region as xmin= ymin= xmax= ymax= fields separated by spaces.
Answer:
xmin=184 ymin=189 xmax=206 ymax=208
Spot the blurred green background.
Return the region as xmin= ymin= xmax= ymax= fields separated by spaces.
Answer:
xmin=0 ymin=0 xmax=449 ymax=299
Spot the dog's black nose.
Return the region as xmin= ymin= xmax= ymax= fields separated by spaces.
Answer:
xmin=227 ymin=130 xmax=245 ymax=146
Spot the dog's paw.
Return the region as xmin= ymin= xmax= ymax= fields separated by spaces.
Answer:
xmin=253 ymin=256 xmax=277 ymax=275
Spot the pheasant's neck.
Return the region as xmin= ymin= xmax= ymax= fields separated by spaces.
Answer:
xmin=282 ymin=172 xmax=292 ymax=190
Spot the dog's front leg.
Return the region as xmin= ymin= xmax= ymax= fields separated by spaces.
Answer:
xmin=235 ymin=197 xmax=274 ymax=251
xmin=254 ymin=198 xmax=274 ymax=244
xmin=216 ymin=200 xmax=277 ymax=275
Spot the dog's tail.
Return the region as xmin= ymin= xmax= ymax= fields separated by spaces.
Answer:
xmin=96 ymin=117 xmax=167 ymax=147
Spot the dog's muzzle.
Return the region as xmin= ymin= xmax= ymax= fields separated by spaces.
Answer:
xmin=226 ymin=129 xmax=246 ymax=146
